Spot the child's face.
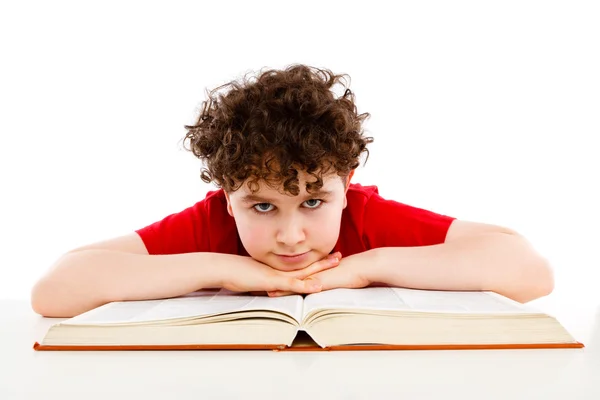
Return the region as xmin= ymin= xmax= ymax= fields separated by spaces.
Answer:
xmin=224 ymin=170 xmax=353 ymax=272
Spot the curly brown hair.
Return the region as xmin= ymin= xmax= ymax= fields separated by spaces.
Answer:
xmin=182 ymin=64 xmax=374 ymax=195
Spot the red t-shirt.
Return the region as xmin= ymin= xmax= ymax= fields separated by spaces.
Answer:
xmin=135 ymin=183 xmax=456 ymax=257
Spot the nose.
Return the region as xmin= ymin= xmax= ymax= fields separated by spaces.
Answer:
xmin=276 ymin=214 xmax=306 ymax=247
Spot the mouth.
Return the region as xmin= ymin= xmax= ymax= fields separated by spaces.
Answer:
xmin=275 ymin=251 xmax=311 ymax=264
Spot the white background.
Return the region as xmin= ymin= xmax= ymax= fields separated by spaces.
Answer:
xmin=1 ymin=0 xmax=598 ymax=301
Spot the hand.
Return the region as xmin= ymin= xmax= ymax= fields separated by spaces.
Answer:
xmin=267 ymin=252 xmax=373 ymax=297
xmin=220 ymin=252 xmax=342 ymax=295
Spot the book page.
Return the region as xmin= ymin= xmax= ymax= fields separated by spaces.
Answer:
xmin=303 ymin=287 xmax=538 ymax=319
xmin=63 ymin=289 xmax=304 ymax=325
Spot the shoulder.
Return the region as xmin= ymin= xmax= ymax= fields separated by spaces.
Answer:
xmin=346 ymin=182 xmax=380 ymax=204
xmin=203 ymin=188 xmax=228 ymax=209
xmin=348 ymin=183 xmax=456 ymax=247
xmin=181 ymin=188 xmax=228 ymax=216
xmin=343 ymin=183 xmax=381 ymax=222
xmin=135 ymin=187 xmax=237 ymax=255
xmin=155 ymin=188 xmax=228 ymax=224
xmin=346 ymin=183 xmax=411 ymax=213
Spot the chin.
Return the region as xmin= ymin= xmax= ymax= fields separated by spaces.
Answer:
xmin=273 ymin=263 xmax=309 ymax=272
xmin=270 ymin=258 xmax=314 ymax=272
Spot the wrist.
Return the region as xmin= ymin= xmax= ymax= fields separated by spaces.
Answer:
xmin=195 ymin=252 xmax=239 ymax=288
xmin=366 ymin=247 xmax=389 ymax=284
xmin=345 ymin=248 xmax=387 ymax=285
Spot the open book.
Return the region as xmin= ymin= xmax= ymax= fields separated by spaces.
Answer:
xmin=34 ymin=287 xmax=583 ymax=351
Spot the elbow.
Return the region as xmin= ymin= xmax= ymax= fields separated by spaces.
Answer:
xmin=494 ymin=257 xmax=555 ymax=303
xmin=30 ymin=279 xmax=73 ymax=318
xmin=30 ymin=280 xmax=56 ymax=317
xmin=511 ymin=257 xmax=555 ymax=303
xmin=31 ymin=277 xmax=106 ymax=318
xmin=31 ymin=254 xmax=72 ymax=317
xmin=31 ymin=252 xmax=101 ymax=318
xmin=533 ymin=258 xmax=555 ymax=299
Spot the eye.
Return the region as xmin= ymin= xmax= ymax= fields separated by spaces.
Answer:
xmin=251 ymin=199 xmax=324 ymax=215
xmin=303 ymin=199 xmax=322 ymax=209
xmin=253 ymin=203 xmax=275 ymax=213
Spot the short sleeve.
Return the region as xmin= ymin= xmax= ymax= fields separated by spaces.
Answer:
xmin=135 ymin=201 xmax=207 ymax=255
xmin=362 ymin=193 xmax=456 ymax=248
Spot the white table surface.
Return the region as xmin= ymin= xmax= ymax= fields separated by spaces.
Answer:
xmin=1 ymin=290 xmax=599 ymax=400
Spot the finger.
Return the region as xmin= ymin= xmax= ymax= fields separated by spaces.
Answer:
xmin=301 ymin=257 xmax=339 ymax=279
xmin=267 ymin=290 xmax=294 ymax=297
xmin=309 ymin=266 xmax=368 ymax=291
xmin=280 ymin=276 xmax=322 ymax=294
xmin=305 ymin=269 xmax=337 ymax=291
xmin=291 ymin=255 xmax=341 ymax=280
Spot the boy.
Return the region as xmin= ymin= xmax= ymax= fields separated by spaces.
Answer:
xmin=31 ymin=64 xmax=554 ymax=318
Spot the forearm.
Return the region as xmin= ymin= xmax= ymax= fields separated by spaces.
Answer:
xmin=371 ymin=233 xmax=554 ymax=303
xmin=31 ymin=250 xmax=229 ymax=317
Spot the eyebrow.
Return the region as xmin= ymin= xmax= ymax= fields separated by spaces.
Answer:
xmin=240 ymin=190 xmax=334 ymax=204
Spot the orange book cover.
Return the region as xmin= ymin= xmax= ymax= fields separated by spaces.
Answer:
xmin=33 ymin=342 xmax=584 ymax=351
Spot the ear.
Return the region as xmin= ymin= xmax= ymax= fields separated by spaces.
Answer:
xmin=223 ymin=191 xmax=234 ymax=217
xmin=347 ymin=169 xmax=355 ymax=186
xmin=343 ymin=169 xmax=355 ymax=208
